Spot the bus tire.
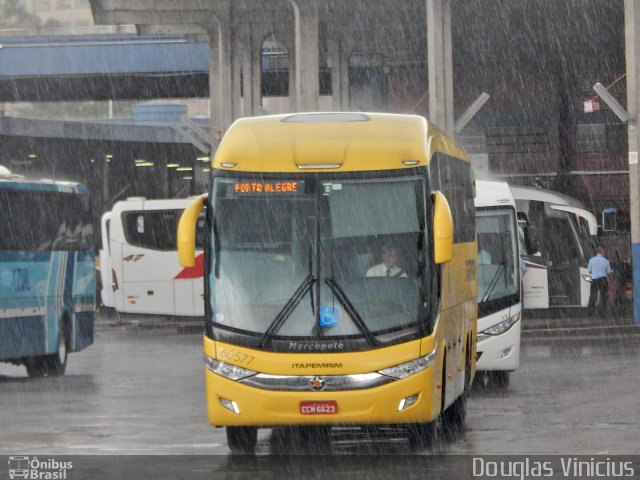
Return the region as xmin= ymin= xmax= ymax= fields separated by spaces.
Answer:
xmin=441 ymin=351 xmax=469 ymax=434
xmin=25 ymin=357 xmax=48 ymax=377
xmin=488 ymin=371 xmax=510 ymax=389
xmin=226 ymin=426 xmax=258 ymax=454
xmin=407 ymin=421 xmax=436 ymax=449
xmin=45 ymin=325 xmax=68 ymax=377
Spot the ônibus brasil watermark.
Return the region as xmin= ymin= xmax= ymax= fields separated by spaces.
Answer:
xmin=8 ymin=456 xmax=72 ymax=480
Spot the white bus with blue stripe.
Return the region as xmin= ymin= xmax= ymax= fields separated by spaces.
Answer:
xmin=0 ymin=166 xmax=95 ymax=377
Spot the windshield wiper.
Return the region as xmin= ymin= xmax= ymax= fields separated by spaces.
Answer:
xmin=324 ymin=278 xmax=380 ymax=347
xmin=213 ymin=219 xmax=221 ymax=278
xmin=258 ymin=274 xmax=317 ymax=348
xmin=480 ymin=263 xmax=505 ymax=305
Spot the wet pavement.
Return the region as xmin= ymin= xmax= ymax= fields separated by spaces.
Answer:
xmin=0 ymin=314 xmax=639 ymax=478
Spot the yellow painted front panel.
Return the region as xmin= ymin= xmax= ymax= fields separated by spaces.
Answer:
xmin=205 ymin=364 xmax=438 ymax=427
xmin=204 ymin=337 xmax=428 ymax=375
xmin=203 ymin=336 xmax=441 ymax=426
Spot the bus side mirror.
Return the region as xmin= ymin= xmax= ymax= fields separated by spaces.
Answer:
xmin=433 ymin=191 xmax=453 ymax=264
xmin=177 ymin=195 xmax=206 ymax=267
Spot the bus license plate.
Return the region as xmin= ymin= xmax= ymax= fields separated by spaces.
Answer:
xmin=300 ymin=401 xmax=338 ymax=415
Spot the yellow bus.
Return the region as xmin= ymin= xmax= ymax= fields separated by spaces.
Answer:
xmin=177 ymin=112 xmax=477 ymax=453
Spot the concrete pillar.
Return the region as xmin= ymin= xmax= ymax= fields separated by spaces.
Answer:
xmin=240 ymin=25 xmax=259 ymax=117
xmin=208 ymin=27 xmax=222 ymax=139
xmin=624 ymin=0 xmax=640 ymax=324
xmin=231 ymin=24 xmax=242 ymax=122
xmin=340 ymin=41 xmax=351 ymax=110
xmin=327 ymin=35 xmax=345 ymax=111
xmin=158 ymin=151 xmax=169 ymax=198
xmin=208 ymin=19 xmax=236 ymax=138
xmin=290 ymin=0 xmax=320 ymax=112
xmin=427 ymin=0 xmax=454 ymax=136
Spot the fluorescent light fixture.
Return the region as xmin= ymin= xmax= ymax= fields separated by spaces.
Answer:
xmin=105 ymin=154 xmax=113 ymax=159
xmin=135 ymin=162 xmax=154 ymax=167
xmin=27 ymin=153 xmax=37 ymax=159
xmin=166 ymin=163 xmax=180 ymax=168
xmin=176 ymin=167 xmax=193 ymax=172
xmin=202 ymin=168 xmax=210 ymax=172
xmin=182 ymin=176 xmax=193 ymax=180
xmin=197 ymin=156 xmax=210 ymax=162
xmin=134 ymin=159 xmax=147 ymax=164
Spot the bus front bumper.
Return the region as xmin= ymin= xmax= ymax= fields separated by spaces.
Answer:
xmin=204 ymin=366 xmax=440 ymax=427
xmin=476 ymin=320 xmax=521 ymax=372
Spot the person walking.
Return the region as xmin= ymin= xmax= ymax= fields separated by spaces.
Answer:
xmin=587 ymin=246 xmax=613 ymax=316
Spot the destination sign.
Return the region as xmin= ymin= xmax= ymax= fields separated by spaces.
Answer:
xmin=233 ymin=181 xmax=303 ymax=194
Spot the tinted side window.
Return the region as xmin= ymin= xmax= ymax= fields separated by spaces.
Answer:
xmin=0 ymin=189 xmax=93 ymax=251
xmin=429 ymin=153 xmax=475 ymax=243
xmin=122 ymin=209 xmax=205 ymax=251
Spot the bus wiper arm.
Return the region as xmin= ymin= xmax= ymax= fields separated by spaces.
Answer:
xmin=258 ymin=274 xmax=316 ymax=348
xmin=324 ymin=278 xmax=380 ymax=347
xmin=213 ymin=219 xmax=221 ymax=278
xmin=480 ymin=264 xmax=505 ymax=305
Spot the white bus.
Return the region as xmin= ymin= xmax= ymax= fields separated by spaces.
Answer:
xmin=100 ymin=197 xmax=205 ymax=318
xmin=474 ymin=181 xmax=521 ymax=388
xmin=510 ymin=185 xmax=598 ymax=310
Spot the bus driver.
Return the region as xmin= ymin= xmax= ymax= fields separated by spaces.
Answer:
xmin=366 ymin=242 xmax=408 ymax=277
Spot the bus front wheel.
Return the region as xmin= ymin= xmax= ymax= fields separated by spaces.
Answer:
xmin=226 ymin=426 xmax=257 ymax=454
xmin=44 ymin=327 xmax=68 ymax=377
xmin=441 ymin=351 xmax=469 ymax=435
xmin=25 ymin=357 xmax=48 ymax=377
xmin=488 ymin=371 xmax=510 ymax=389
xmin=407 ymin=421 xmax=436 ymax=449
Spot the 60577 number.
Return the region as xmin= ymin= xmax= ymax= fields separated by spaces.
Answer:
xmin=218 ymin=348 xmax=255 ymax=366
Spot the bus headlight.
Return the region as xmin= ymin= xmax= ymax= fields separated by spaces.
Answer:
xmin=378 ymin=349 xmax=436 ymax=379
xmin=481 ymin=312 xmax=520 ymax=336
xmin=204 ymin=356 xmax=256 ymax=381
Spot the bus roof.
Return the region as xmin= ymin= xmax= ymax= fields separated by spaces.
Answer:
xmin=0 ymin=176 xmax=88 ymax=194
xmin=213 ymin=112 xmax=467 ymax=173
xmin=110 ymin=196 xmax=194 ymax=212
xmin=509 ymin=185 xmax=585 ymax=208
xmin=474 ymin=180 xmax=515 ymax=208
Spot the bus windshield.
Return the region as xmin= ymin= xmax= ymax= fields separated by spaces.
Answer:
xmin=476 ymin=207 xmax=519 ymax=310
xmin=209 ymin=172 xmax=432 ymax=347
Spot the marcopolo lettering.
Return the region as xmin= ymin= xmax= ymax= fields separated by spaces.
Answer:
xmin=288 ymin=341 xmax=344 ymax=352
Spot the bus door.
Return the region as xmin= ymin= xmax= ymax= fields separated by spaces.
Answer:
xmin=519 ymin=214 xmax=549 ymax=309
xmin=99 ymin=212 xmax=114 ymax=309
xmin=119 ymin=210 xmax=178 ymax=316
xmin=550 ymin=205 xmax=597 ymax=307
xmin=541 ymin=208 xmax=583 ymax=307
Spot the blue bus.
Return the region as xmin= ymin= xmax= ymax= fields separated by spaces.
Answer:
xmin=0 ymin=166 xmax=95 ymax=377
